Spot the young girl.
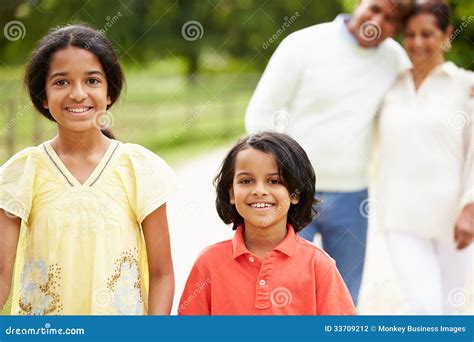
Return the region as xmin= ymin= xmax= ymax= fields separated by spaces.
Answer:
xmin=178 ymin=132 xmax=355 ymax=315
xmin=0 ymin=25 xmax=176 ymax=315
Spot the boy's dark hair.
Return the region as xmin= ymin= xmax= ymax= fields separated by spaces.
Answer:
xmin=214 ymin=131 xmax=318 ymax=232
xmin=24 ymin=24 xmax=124 ymax=139
xmin=404 ymin=0 xmax=451 ymax=32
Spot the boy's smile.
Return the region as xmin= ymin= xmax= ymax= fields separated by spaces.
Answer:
xmin=230 ymin=148 xmax=298 ymax=232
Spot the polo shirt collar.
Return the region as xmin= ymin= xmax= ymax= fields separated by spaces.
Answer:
xmin=232 ymin=224 xmax=297 ymax=259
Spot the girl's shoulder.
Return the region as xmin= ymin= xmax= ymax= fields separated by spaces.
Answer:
xmin=119 ymin=143 xmax=170 ymax=166
xmin=115 ymin=142 xmax=177 ymax=185
xmin=0 ymin=145 xmax=43 ymax=173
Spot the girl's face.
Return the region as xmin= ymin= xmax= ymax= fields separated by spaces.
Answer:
xmin=230 ymin=148 xmax=299 ymax=231
xmin=43 ymin=46 xmax=111 ymax=134
xmin=403 ymin=13 xmax=451 ymax=65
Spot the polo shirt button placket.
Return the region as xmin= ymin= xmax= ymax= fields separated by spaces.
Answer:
xmin=255 ymin=255 xmax=274 ymax=310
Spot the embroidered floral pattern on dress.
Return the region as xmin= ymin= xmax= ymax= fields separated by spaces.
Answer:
xmin=106 ymin=248 xmax=144 ymax=315
xmin=18 ymin=259 xmax=62 ymax=315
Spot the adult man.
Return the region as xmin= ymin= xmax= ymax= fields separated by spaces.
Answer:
xmin=245 ymin=0 xmax=413 ymax=306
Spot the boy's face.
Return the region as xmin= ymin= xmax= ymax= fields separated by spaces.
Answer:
xmin=351 ymin=0 xmax=402 ymax=47
xmin=230 ymin=148 xmax=299 ymax=231
xmin=43 ymin=46 xmax=111 ymax=133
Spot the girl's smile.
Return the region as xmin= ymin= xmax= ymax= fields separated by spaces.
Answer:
xmin=43 ymin=46 xmax=111 ymax=133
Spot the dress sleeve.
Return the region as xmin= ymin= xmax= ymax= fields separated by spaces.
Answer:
xmin=0 ymin=148 xmax=37 ymax=223
xmin=178 ymin=257 xmax=212 ymax=315
xmin=126 ymin=144 xmax=178 ymax=224
xmin=315 ymin=253 xmax=356 ymax=315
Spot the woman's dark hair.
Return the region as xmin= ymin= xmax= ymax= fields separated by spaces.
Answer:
xmin=24 ymin=24 xmax=124 ymax=139
xmin=214 ymin=131 xmax=318 ymax=232
xmin=405 ymin=0 xmax=451 ymax=32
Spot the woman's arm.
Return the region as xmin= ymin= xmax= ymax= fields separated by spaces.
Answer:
xmin=141 ymin=204 xmax=174 ymax=315
xmin=0 ymin=209 xmax=21 ymax=310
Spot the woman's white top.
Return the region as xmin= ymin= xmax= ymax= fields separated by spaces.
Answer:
xmin=376 ymin=62 xmax=473 ymax=242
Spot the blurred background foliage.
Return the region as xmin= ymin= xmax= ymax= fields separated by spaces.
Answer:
xmin=0 ymin=0 xmax=472 ymax=165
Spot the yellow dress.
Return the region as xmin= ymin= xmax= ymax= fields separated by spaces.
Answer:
xmin=0 ymin=140 xmax=177 ymax=315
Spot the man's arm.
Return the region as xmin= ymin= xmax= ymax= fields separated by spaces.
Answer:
xmin=245 ymin=35 xmax=302 ymax=133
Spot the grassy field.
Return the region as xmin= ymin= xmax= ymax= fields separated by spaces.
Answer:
xmin=0 ymin=59 xmax=259 ymax=315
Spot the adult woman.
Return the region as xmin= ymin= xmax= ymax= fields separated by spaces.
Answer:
xmin=376 ymin=0 xmax=473 ymax=314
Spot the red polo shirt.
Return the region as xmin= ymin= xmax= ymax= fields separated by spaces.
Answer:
xmin=178 ymin=225 xmax=356 ymax=315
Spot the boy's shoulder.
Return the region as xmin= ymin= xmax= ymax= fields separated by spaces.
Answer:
xmin=196 ymin=238 xmax=234 ymax=264
xmin=295 ymin=235 xmax=337 ymax=266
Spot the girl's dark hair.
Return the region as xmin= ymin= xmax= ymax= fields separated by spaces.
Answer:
xmin=214 ymin=131 xmax=318 ymax=232
xmin=24 ymin=24 xmax=124 ymax=139
xmin=405 ymin=0 xmax=451 ymax=32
